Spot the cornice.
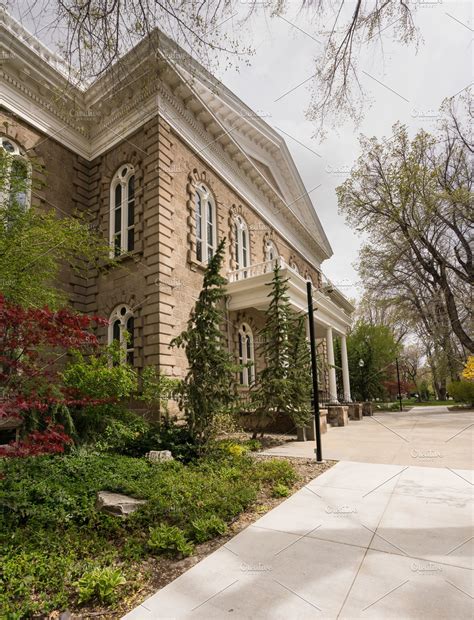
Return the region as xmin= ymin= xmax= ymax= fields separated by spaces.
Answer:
xmin=155 ymin=82 xmax=327 ymax=268
xmin=0 ymin=9 xmax=335 ymax=272
xmin=0 ymin=9 xmax=73 ymax=82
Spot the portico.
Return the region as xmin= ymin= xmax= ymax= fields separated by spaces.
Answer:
xmin=226 ymin=257 xmax=354 ymax=403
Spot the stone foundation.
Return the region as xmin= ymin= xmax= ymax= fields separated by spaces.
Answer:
xmin=320 ymin=409 xmax=328 ymax=434
xmin=362 ymin=402 xmax=374 ymax=416
xmin=297 ymin=426 xmax=306 ymax=441
xmin=305 ymin=409 xmax=328 ymax=439
xmin=327 ymin=405 xmax=349 ymax=427
xmin=348 ymin=403 xmax=363 ymax=420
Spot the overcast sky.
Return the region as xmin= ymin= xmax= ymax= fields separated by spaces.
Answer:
xmin=12 ymin=1 xmax=472 ymax=301
xmin=215 ymin=1 xmax=472 ymax=299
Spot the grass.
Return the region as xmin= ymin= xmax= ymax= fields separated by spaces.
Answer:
xmin=402 ymin=400 xmax=459 ymax=407
xmin=374 ymin=400 xmax=461 ymax=411
xmin=0 ymin=443 xmax=299 ymax=618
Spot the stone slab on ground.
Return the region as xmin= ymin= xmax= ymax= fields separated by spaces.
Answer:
xmin=122 ymin=461 xmax=473 ymax=619
xmin=262 ymin=409 xmax=474 ymax=469
xmin=96 ymin=491 xmax=146 ymax=517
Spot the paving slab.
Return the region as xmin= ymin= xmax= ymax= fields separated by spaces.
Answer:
xmin=339 ymin=549 xmax=473 ymax=620
xmin=262 ymin=409 xmax=474 ymax=469
xmin=123 ymin=462 xmax=474 ymax=619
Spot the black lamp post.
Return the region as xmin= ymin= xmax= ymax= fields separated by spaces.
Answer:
xmin=396 ymin=357 xmax=403 ymax=412
xmin=306 ymin=281 xmax=323 ymax=463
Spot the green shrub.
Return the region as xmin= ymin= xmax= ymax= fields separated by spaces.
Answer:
xmin=96 ymin=417 xmax=198 ymax=461
xmin=62 ymin=344 xmax=137 ymax=401
xmin=448 ymin=380 xmax=474 ymax=405
xmin=254 ymin=458 xmax=298 ymax=486
xmin=139 ymin=366 xmax=181 ymax=415
xmin=272 ymin=483 xmax=290 ymax=498
xmin=76 ymin=566 xmax=126 ymax=604
xmin=191 ymin=515 xmax=228 ymax=543
xmin=61 ymin=344 xmax=138 ymax=441
xmin=149 ymin=419 xmax=199 ymax=462
xmin=147 ymin=524 xmax=194 ymax=557
xmin=244 ymin=439 xmax=262 ymax=452
xmin=96 ymin=416 xmax=151 ymax=456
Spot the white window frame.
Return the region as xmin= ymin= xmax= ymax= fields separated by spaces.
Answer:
xmin=194 ymin=183 xmax=217 ymax=263
xmin=108 ymin=304 xmax=135 ymax=365
xmin=110 ymin=164 xmax=135 ymax=256
xmin=234 ymin=215 xmax=250 ymax=271
xmin=0 ymin=136 xmax=31 ymax=211
xmin=238 ymin=323 xmax=255 ymax=387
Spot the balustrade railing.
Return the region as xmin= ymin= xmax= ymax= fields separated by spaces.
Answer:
xmin=228 ymin=256 xmax=303 ymax=283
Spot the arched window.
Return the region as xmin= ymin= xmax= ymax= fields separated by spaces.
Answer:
xmin=238 ymin=323 xmax=255 ymax=386
xmin=234 ymin=215 xmax=250 ymax=272
xmin=110 ymin=164 xmax=135 ymax=256
xmin=0 ymin=136 xmax=30 ymax=211
xmin=194 ymin=183 xmax=216 ymax=262
xmin=108 ymin=304 xmax=135 ymax=365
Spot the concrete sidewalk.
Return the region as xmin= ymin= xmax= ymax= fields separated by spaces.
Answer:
xmin=263 ymin=408 xmax=474 ymax=469
xmin=123 ymin=461 xmax=473 ymax=619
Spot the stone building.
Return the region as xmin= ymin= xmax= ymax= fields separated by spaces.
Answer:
xmin=0 ymin=11 xmax=354 ymax=405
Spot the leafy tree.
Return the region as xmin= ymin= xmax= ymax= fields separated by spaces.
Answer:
xmin=345 ymin=320 xmax=401 ymax=401
xmin=171 ymin=238 xmax=237 ymax=449
xmin=0 ymin=148 xmax=113 ymax=309
xmin=338 ymin=119 xmax=472 ymax=352
xmin=400 ymin=344 xmax=424 ymax=401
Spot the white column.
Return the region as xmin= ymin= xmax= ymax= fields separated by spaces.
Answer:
xmin=326 ymin=326 xmax=339 ymax=404
xmin=340 ymin=334 xmax=352 ymax=403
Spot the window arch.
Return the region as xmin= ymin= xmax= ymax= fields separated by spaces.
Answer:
xmin=1 ymin=136 xmax=30 ymax=211
xmin=289 ymin=261 xmax=300 ymax=274
xmin=238 ymin=323 xmax=255 ymax=387
xmin=110 ymin=164 xmax=135 ymax=256
xmin=108 ymin=304 xmax=135 ymax=365
xmin=194 ymin=183 xmax=216 ymax=263
xmin=234 ymin=215 xmax=250 ymax=271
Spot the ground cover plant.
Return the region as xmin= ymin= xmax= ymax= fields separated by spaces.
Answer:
xmin=0 ymin=442 xmax=298 ymax=618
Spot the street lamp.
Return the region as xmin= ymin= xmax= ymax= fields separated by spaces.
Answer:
xmin=395 ymin=357 xmax=403 ymax=412
xmin=359 ymin=358 xmax=365 ymax=368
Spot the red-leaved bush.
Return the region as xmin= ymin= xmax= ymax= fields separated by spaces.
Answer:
xmin=0 ymin=294 xmax=107 ymax=456
xmin=0 ymin=424 xmax=73 ymax=457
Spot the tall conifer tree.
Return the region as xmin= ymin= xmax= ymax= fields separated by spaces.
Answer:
xmin=171 ymin=239 xmax=236 ymax=449
xmin=251 ymin=264 xmax=313 ymax=432
xmin=287 ymin=314 xmax=313 ymax=428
